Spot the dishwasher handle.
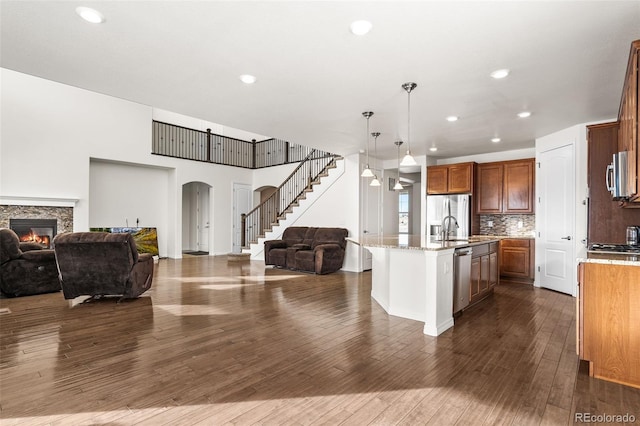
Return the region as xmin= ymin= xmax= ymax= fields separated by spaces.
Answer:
xmin=455 ymin=248 xmax=473 ymax=257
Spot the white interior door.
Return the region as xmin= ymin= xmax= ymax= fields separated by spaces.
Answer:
xmin=197 ymin=185 xmax=210 ymax=252
xmin=538 ymin=144 xmax=575 ymax=295
xmin=233 ymin=183 xmax=252 ymax=254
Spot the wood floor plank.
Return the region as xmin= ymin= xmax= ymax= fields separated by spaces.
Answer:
xmin=1 ymin=256 xmax=639 ymax=425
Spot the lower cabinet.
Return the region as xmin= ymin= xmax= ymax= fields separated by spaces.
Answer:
xmin=470 ymin=242 xmax=499 ymax=305
xmin=578 ymin=262 xmax=640 ymax=388
xmin=500 ymin=238 xmax=534 ymax=283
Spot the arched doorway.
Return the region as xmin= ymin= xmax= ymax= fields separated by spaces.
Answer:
xmin=182 ymin=181 xmax=212 ymax=255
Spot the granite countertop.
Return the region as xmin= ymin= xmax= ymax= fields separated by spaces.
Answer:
xmin=351 ymin=235 xmax=504 ymax=251
xmin=577 ymin=252 xmax=640 ymax=267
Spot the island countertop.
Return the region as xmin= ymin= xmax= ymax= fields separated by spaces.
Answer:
xmin=351 ymin=234 xmax=504 ymax=251
xmin=577 ymin=252 xmax=640 ymax=267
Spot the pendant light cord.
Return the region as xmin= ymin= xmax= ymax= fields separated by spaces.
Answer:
xmin=366 ymin=116 xmax=370 ymax=165
xmin=407 ymin=90 xmax=411 ymax=151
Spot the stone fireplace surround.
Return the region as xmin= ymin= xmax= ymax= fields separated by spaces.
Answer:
xmin=0 ymin=198 xmax=75 ymax=238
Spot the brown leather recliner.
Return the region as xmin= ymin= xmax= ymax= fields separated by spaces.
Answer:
xmin=0 ymin=228 xmax=61 ymax=297
xmin=264 ymin=226 xmax=348 ymax=274
xmin=53 ymin=232 xmax=154 ymax=300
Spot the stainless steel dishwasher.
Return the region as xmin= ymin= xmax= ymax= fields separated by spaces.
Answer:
xmin=453 ymin=247 xmax=473 ymax=314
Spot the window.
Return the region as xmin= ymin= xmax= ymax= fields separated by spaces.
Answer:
xmin=398 ymin=190 xmax=409 ymax=233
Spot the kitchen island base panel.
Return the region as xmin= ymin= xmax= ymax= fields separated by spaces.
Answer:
xmin=366 ymin=246 xmax=455 ymax=337
xmin=579 ymin=261 xmax=640 ymax=389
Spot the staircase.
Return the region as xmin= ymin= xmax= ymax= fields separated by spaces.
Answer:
xmin=242 ymin=150 xmax=344 ymax=259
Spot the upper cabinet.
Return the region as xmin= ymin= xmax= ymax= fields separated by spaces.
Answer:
xmin=477 ymin=158 xmax=535 ymax=214
xmin=427 ymin=162 xmax=475 ymax=194
xmin=617 ymin=40 xmax=640 ymax=206
xmin=476 ymin=163 xmax=503 ymax=213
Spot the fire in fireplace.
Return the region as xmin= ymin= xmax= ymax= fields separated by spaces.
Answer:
xmin=9 ymin=219 xmax=58 ymax=249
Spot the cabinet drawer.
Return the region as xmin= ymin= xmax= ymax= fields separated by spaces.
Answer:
xmin=489 ymin=242 xmax=498 ymax=253
xmin=472 ymin=243 xmax=489 ymax=257
xmin=500 ymin=239 xmax=531 ymax=248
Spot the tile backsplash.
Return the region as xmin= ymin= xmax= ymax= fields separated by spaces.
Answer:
xmin=479 ymin=214 xmax=535 ymax=237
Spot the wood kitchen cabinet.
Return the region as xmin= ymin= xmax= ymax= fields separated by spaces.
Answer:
xmin=587 ymin=122 xmax=640 ymax=243
xmin=500 ymin=238 xmax=535 ymax=283
xmin=476 ymin=163 xmax=503 ymax=213
xmin=427 ymin=162 xmax=475 ymax=195
xmin=476 ymin=158 xmax=535 ymax=214
xmin=470 ymin=242 xmax=499 ymax=305
xmin=578 ymin=261 xmax=640 ymax=388
xmin=617 ymin=40 xmax=639 ymax=205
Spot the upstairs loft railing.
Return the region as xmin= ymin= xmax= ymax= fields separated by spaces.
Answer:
xmin=152 ymin=120 xmax=318 ymax=169
xmin=242 ymin=149 xmax=338 ymax=248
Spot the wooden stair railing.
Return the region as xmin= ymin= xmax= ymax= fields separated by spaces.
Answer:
xmin=241 ymin=150 xmax=339 ymax=248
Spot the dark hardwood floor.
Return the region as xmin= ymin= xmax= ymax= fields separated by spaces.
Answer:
xmin=1 ymin=256 xmax=638 ymax=425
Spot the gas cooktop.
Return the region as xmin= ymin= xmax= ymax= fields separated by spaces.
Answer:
xmin=588 ymin=243 xmax=640 ymax=254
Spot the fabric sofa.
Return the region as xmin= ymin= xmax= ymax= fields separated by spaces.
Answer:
xmin=0 ymin=228 xmax=62 ymax=297
xmin=53 ymin=231 xmax=154 ymax=300
xmin=264 ymin=226 xmax=348 ymax=274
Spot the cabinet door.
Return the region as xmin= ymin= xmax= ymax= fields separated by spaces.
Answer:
xmin=577 ymin=263 xmax=584 ymax=358
xmin=476 ymin=163 xmax=503 ymax=213
xmin=448 ymin=163 xmax=473 ymax=194
xmin=489 ymin=252 xmax=498 ymax=287
xmin=480 ymin=255 xmax=489 ymax=292
xmin=500 ymin=247 xmax=530 ymax=278
xmin=470 ymin=256 xmax=481 ymax=299
xmin=582 ymin=262 xmax=640 ymax=387
xmin=503 ymin=160 xmax=535 ymax=213
xmin=427 ymin=166 xmax=448 ymax=194
xmin=618 ymin=49 xmax=637 ymax=195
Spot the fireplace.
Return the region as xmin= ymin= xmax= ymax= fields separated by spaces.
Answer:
xmin=9 ymin=218 xmax=58 ymax=249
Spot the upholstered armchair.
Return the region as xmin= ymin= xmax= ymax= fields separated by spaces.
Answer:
xmin=0 ymin=228 xmax=62 ymax=297
xmin=264 ymin=226 xmax=348 ymax=274
xmin=53 ymin=232 xmax=154 ymax=300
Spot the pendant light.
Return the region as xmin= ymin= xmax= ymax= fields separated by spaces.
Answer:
xmin=400 ymin=82 xmax=418 ymax=166
xmin=361 ymin=111 xmax=374 ymax=177
xmin=394 ymin=140 xmax=404 ymax=190
xmin=370 ymin=132 xmax=381 ymax=186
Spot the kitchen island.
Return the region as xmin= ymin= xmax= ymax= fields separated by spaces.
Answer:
xmin=357 ymin=234 xmax=502 ymax=336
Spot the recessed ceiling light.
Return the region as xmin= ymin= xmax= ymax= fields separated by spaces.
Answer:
xmin=446 ymin=116 xmax=458 ymax=122
xmin=517 ymin=111 xmax=531 ymax=118
xmin=491 ymin=137 xmax=501 ymax=143
xmin=239 ymin=74 xmax=257 ymax=84
xmin=350 ymin=20 xmax=372 ymax=35
xmin=429 ymin=147 xmax=438 ymax=152
xmin=75 ymin=7 xmax=105 ymax=24
xmin=490 ymin=69 xmax=510 ymax=79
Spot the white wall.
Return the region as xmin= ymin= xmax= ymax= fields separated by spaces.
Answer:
xmin=411 ymin=180 xmax=422 ymax=234
xmin=435 ymin=147 xmax=536 ymax=165
xmin=89 ymin=160 xmax=170 ymax=256
xmin=1 ymin=68 xmax=254 ymax=257
xmin=182 ymin=183 xmax=195 ymax=250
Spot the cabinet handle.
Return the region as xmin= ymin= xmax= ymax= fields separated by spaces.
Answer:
xmin=606 ymin=164 xmax=615 ymax=192
xmin=561 ymin=236 xmax=572 ymax=240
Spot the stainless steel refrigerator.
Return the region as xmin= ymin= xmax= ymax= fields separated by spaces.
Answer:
xmin=426 ymin=194 xmax=471 ymax=239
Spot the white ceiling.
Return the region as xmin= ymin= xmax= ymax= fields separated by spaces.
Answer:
xmin=2 ymin=1 xmax=639 ymax=161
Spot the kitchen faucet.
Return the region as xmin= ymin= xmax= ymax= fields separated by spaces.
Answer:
xmin=441 ymin=215 xmax=459 ymax=241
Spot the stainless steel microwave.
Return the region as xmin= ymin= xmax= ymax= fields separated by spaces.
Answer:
xmin=606 ymin=151 xmax=632 ymax=199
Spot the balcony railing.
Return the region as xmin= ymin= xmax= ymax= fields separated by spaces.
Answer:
xmin=152 ymin=120 xmax=318 ymax=169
